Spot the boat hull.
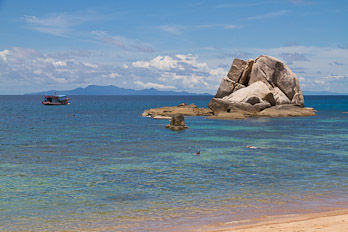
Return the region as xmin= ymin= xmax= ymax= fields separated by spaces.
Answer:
xmin=42 ymin=101 xmax=70 ymax=105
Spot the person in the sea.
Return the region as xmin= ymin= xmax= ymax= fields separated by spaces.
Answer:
xmin=246 ymin=145 xmax=257 ymax=149
xmin=196 ymin=149 xmax=200 ymax=155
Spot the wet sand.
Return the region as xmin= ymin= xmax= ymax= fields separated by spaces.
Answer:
xmin=208 ymin=209 xmax=348 ymax=232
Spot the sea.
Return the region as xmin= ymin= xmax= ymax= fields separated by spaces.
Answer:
xmin=0 ymin=95 xmax=347 ymax=232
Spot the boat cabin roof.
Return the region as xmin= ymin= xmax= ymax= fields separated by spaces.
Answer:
xmin=44 ymin=95 xmax=67 ymax=98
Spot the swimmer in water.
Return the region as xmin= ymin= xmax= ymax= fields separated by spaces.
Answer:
xmin=246 ymin=145 xmax=257 ymax=149
xmin=196 ymin=149 xmax=200 ymax=155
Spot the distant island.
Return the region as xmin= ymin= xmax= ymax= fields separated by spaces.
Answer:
xmin=25 ymin=85 xmax=210 ymax=96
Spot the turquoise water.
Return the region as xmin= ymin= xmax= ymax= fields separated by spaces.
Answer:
xmin=0 ymin=95 xmax=348 ymax=231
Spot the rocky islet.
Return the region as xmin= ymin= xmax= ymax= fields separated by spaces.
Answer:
xmin=142 ymin=55 xmax=316 ymax=120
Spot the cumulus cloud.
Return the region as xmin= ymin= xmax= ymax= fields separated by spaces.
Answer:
xmin=131 ymin=54 xmax=224 ymax=91
xmin=134 ymin=80 xmax=176 ymax=90
xmin=0 ymin=47 xmax=224 ymax=94
xmin=132 ymin=55 xmax=179 ymax=70
xmin=53 ymin=61 xmax=67 ymax=68
xmin=0 ymin=49 xmax=10 ymax=62
xmin=326 ymin=74 xmax=346 ymax=79
xmin=108 ymin=72 xmax=120 ymax=78
xmin=0 ymin=47 xmax=125 ymax=93
xmin=2 ymin=45 xmax=348 ymax=94
xmin=132 ymin=54 xmax=210 ymax=72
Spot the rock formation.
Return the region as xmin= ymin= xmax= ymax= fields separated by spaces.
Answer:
xmin=142 ymin=55 xmax=316 ymax=121
xmin=209 ymin=55 xmax=316 ymax=119
xmin=165 ymin=114 xmax=189 ymax=130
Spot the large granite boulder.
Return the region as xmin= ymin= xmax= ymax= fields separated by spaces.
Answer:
xmin=208 ymin=98 xmax=257 ymax=114
xmin=271 ymin=87 xmax=291 ymax=105
xmin=227 ymin=58 xmax=247 ymax=82
xmin=208 ymin=55 xmax=314 ymax=119
xmin=214 ymin=77 xmax=235 ymax=98
xmin=222 ymin=81 xmax=271 ymax=103
xmin=239 ymin=59 xmax=254 ymax=86
xmin=248 ymin=55 xmax=304 ymax=106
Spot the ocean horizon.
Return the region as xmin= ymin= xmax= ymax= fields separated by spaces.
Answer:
xmin=1 ymin=95 xmax=347 ymax=231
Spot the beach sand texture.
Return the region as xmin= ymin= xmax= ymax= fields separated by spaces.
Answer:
xmin=210 ymin=209 xmax=348 ymax=232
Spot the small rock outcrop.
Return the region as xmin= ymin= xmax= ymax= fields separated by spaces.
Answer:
xmin=165 ymin=115 xmax=188 ymax=130
xmin=209 ymin=55 xmax=316 ymax=119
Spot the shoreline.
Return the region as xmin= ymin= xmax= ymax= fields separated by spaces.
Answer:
xmin=203 ymin=208 xmax=348 ymax=232
xmin=70 ymin=204 xmax=348 ymax=232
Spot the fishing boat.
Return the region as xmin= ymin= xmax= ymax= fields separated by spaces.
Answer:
xmin=42 ymin=93 xmax=70 ymax=105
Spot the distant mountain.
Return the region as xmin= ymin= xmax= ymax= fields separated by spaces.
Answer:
xmin=25 ymin=85 xmax=209 ymax=96
xmin=303 ymin=91 xmax=348 ymax=95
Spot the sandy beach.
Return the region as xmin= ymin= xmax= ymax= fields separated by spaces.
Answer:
xmin=208 ymin=209 xmax=348 ymax=232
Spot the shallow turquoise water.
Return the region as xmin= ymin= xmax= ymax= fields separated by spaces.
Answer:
xmin=0 ymin=95 xmax=347 ymax=231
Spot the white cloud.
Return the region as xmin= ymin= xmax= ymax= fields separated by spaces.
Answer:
xmin=216 ymin=2 xmax=265 ymax=8
xmin=246 ymin=10 xmax=288 ymax=20
xmin=209 ymin=67 xmax=225 ymax=77
xmin=157 ymin=24 xmax=241 ymax=35
xmin=83 ymin=62 xmax=98 ymax=68
xmin=53 ymin=61 xmax=67 ymax=68
xmin=108 ymin=72 xmax=119 ymax=78
xmin=134 ymin=80 xmax=176 ymax=90
xmin=280 ymin=52 xmax=309 ymax=63
xmin=157 ymin=25 xmax=183 ymax=35
xmin=1 ymin=45 xmax=348 ymax=94
xmin=132 ymin=55 xmax=179 ymax=70
xmin=197 ymin=24 xmax=240 ymax=30
xmin=131 ymin=54 xmax=224 ymax=91
xmin=314 ymin=79 xmax=326 ymax=85
xmin=0 ymin=49 xmax=10 ymax=62
xmin=224 ymin=25 xmax=240 ymax=29
xmin=94 ymin=32 xmax=155 ymax=53
xmin=22 ymin=11 xmax=105 ymax=36
xmin=132 ymin=54 xmax=210 ymax=72
xmin=159 ymin=72 xmax=209 ymax=89
xmin=175 ymin=54 xmax=208 ymax=70
xmin=299 ymin=76 xmax=306 ymax=82
xmin=326 ymin=75 xmax=345 ymax=79
xmin=0 ymin=47 xmax=124 ymax=93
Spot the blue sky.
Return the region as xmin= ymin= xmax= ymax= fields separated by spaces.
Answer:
xmin=0 ymin=0 xmax=347 ymax=94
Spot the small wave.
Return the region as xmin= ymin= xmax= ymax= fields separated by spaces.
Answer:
xmin=225 ymin=219 xmax=251 ymax=225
